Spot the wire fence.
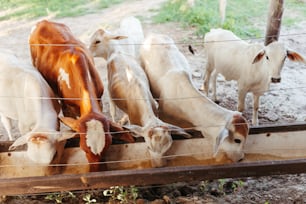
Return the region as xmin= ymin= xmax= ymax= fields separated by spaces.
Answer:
xmin=1 ymin=2 xmax=306 ymax=199
xmin=0 ymin=0 xmax=306 ymax=190
xmin=25 ymin=31 xmax=306 ymax=46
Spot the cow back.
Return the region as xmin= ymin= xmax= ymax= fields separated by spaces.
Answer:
xmin=29 ymin=20 xmax=104 ymax=116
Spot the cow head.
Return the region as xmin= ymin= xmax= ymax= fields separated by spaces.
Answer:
xmin=9 ymin=131 xmax=76 ymax=164
xmin=127 ymin=124 xmax=173 ymax=167
xmin=213 ymin=113 xmax=249 ymax=162
xmin=252 ymin=41 xmax=306 ymax=83
xmin=60 ymin=114 xmax=112 ymax=171
xmin=89 ymin=28 xmax=127 ymax=59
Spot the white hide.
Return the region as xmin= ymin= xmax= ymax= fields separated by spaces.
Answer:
xmin=89 ymin=29 xmax=190 ymax=167
xmin=118 ymin=16 xmax=145 ymax=60
xmin=140 ymin=33 xmax=248 ymax=162
xmin=0 ymin=50 xmax=74 ymax=164
xmin=202 ymin=28 xmax=306 ymax=125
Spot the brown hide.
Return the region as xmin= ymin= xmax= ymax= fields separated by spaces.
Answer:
xmin=29 ymin=20 xmax=134 ymax=171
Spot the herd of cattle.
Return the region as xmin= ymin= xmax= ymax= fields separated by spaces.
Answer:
xmin=0 ymin=16 xmax=305 ymax=172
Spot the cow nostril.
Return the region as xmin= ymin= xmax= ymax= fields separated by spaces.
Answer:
xmin=271 ymin=78 xmax=281 ymax=83
xmin=238 ymin=158 xmax=243 ymax=162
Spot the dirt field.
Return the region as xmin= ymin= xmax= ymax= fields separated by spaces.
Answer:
xmin=1 ymin=0 xmax=306 ymax=203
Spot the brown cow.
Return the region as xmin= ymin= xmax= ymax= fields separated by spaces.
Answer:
xmin=29 ymin=20 xmax=134 ymax=172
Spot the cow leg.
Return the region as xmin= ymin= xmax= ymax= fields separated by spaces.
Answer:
xmin=237 ymin=87 xmax=247 ymax=113
xmin=108 ymin=92 xmax=116 ymax=122
xmin=252 ymin=94 xmax=260 ymax=126
xmin=201 ymin=62 xmax=212 ymax=96
xmin=211 ymin=70 xmax=219 ymax=102
xmin=0 ymin=115 xmax=13 ymax=140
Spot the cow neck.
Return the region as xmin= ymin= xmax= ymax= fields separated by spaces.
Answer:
xmin=79 ymin=90 xmax=102 ymax=115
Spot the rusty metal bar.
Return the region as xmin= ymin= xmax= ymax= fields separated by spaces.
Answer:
xmin=1 ymin=158 xmax=306 ymax=196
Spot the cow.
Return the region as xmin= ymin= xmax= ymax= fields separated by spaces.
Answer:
xmin=201 ymin=28 xmax=306 ymax=125
xmin=29 ymin=20 xmax=134 ymax=172
xmin=117 ymin=16 xmax=144 ymax=61
xmin=89 ymin=28 xmax=191 ymax=167
xmin=140 ymin=33 xmax=249 ymax=162
xmin=0 ymin=49 xmax=75 ymax=164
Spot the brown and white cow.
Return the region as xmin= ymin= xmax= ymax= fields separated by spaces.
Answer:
xmin=140 ymin=33 xmax=249 ymax=162
xmin=29 ymin=20 xmax=134 ymax=171
xmin=0 ymin=49 xmax=75 ymax=164
xmin=89 ymin=28 xmax=191 ymax=167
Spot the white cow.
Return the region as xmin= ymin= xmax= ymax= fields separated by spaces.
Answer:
xmin=118 ymin=16 xmax=144 ymax=60
xmin=202 ymin=28 xmax=306 ymax=125
xmin=140 ymin=33 xmax=249 ymax=162
xmin=0 ymin=50 xmax=75 ymax=164
xmin=89 ymin=29 xmax=190 ymax=167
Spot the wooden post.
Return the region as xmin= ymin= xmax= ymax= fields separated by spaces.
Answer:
xmin=265 ymin=0 xmax=284 ymax=45
xmin=219 ymin=0 xmax=227 ymax=25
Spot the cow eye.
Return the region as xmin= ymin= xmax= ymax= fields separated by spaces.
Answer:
xmin=266 ymin=55 xmax=269 ymax=60
xmin=234 ymin=139 xmax=241 ymax=144
xmin=95 ymin=40 xmax=101 ymax=44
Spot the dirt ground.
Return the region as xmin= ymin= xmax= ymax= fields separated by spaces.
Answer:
xmin=1 ymin=0 xmax=306 ymax=203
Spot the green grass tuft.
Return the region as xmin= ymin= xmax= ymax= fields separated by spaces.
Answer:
xmin=154 ymin=0 xmax=306 ymax=38
xmin=0 ymin=0 xmax=124 ymax=21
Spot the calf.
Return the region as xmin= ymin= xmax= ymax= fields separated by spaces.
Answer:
xmin=140 ymin=33 xmax=249 ymax=162
xmin=0 ymin=50 xmax=74 ymax=164
xmin=118 ymin=16 xmax=144 ymax=60
xmin=29 ymin=20 xmax=134 ymax=171
xmin=89 ymin=28 xmax=190 ymax=167
xmin=202 ymin=28 xmax=305 ymax=125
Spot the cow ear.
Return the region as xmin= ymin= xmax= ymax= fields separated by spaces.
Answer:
xmin=97 ymin=28 xmax=105 ymax=36
xmin=8 ymin=133 xmax=31 ymax=151
xmin=213 ymin=128 xmax=229 ymax=157
xmin=167 ymin=124 xmax=192 ymax=138
xmin=57 ymin=130 xmax=78 ymax=142
xmin=123 ymin=124 xmax=144 ymax=138
xmin=60 ymin=117 xmax=80 ymax=132
xmin=103 ymin=29 xmax=127 ymax=41
xmin=252 ymin=50 xmax=265 ymax=64
xmin=107 ymin=34 xmax=128 ymax=41
xmin=113 ymin=35 xmax=128 ymax=40
xmin=287 ymin=50 xmax=306 ymax=63
xmin=109 ymin=121 xmax=135 ymax=143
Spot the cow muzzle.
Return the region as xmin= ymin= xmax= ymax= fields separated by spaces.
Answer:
xmin=271 ymin=77 xmax=281 ymax=83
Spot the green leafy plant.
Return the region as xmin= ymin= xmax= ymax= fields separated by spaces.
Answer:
xmin=232 ymin=180 xmax=245 ymax=192
xmin=44 ymin=191 xmax=76 ymax=203
xmin=218 ymin=179 xmax=227 ymax=195
xmin=83 ymin=193 xmax=97 ymax=204
xmin=199 ymin=180 xmax=209 ymax=192
xmin=103 ymin=186 xmax=138 ymax=203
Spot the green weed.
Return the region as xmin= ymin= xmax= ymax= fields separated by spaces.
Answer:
xmin=154 ymin=0 xmax=306 ymax=38
xmin=103 ymin=185 xmax=139 ymax=203
xmin=44 ymin=191 xmax=76 ymax=203
xmin=82 ymin=193 xmax=97 ymax=204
